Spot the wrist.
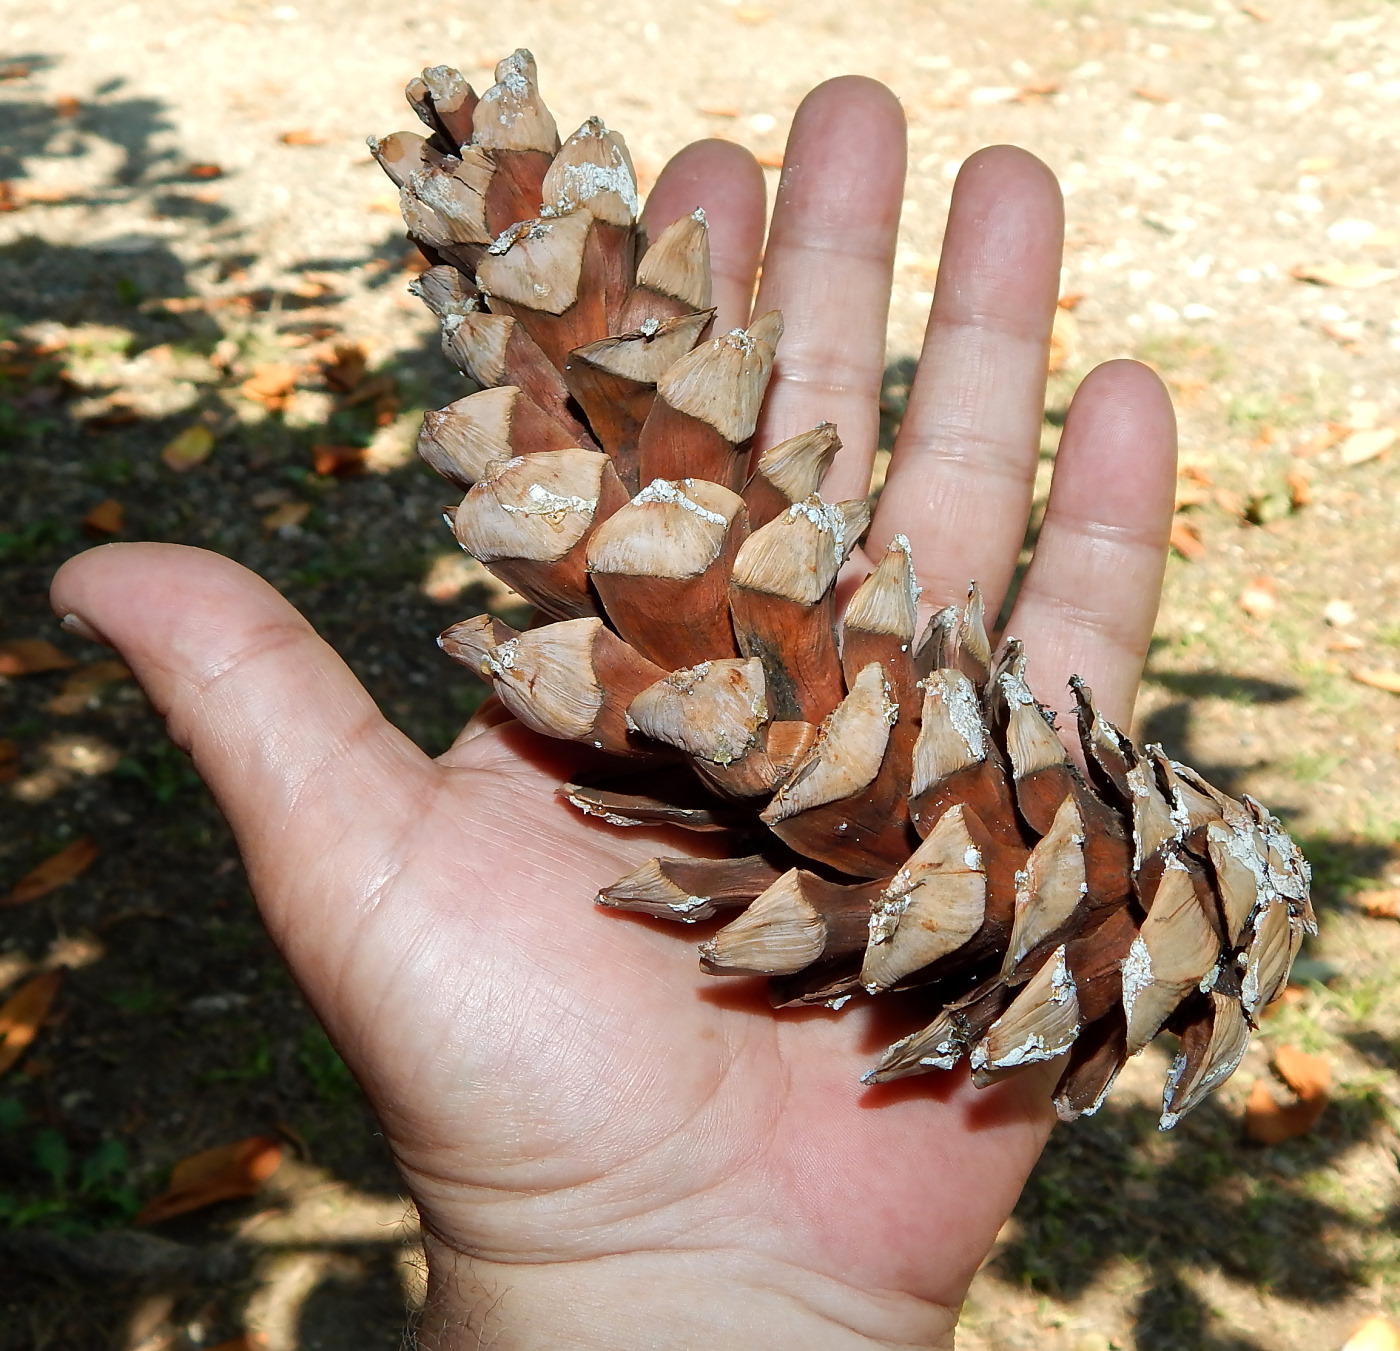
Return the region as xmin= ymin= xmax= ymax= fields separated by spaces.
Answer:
xmin=413 ymin=1234 xmax=958 ymax=1351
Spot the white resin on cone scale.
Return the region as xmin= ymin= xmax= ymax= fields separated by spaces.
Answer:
xmin=377 ymin=50 xmax=1314 ymax=1129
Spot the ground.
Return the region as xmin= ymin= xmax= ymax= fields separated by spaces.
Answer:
xmin=1 ymin=1 xmax=1399 ymax=1348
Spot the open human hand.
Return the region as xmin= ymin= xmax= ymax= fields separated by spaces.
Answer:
xmin=51 ymin=77 xmax=1175 ymax=1350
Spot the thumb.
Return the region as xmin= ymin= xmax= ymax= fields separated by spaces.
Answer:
xmin=50 ymin=543 xmax=434 ymax=928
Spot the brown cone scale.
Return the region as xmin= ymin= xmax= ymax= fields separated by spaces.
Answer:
xmin=379 ymin=51 xmax=1314 ymax=1131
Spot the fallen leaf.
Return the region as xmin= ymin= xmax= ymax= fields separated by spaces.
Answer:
xmin=698 ymin=104 xmax=741 ymax=118
xmin=1352 ymin=666 xmax=1400 ymax=694
xmin=1284 ymin=469 xmax=1313 ymax=509
xmin=1358 ymin=889 xmax=1400 ymax=919
xmin=83 ymin=498 xmax=125 ymax=535
xmin=55 ymin=95 xmax=80 ymax=118
xmin=1214 ymin=488 xmax=1244 ymax=517
xmin=1015 ymin=81 xmax=1060 ymax=100
xmin=1169 ymin=516 xmax=1206 ymax=560
xmin=1238 ymin=576 xmax=1276 ymax=620
xmin=239 ymin=362 xmax=299 ymax=409
xmin=321 ymin=342 xmax=368 ymax=393
xmin=0 ymin=62 xmax=33 ymax=79
xmin=6 ymin=838 xmax=100 ymax=907
xmin=279 ymin=128 xmax=325 ymax=145
xmin=0 ymin=639 xmax=78 ymax=676
xmin=0 ymin=181 xmax=21 ymax=212
xmin=754 ymin=150 xmax=784 ymax=169
xmin=1173 ymin=482 xmax=1211 ymax=510
xmin=1048 ymin=306 xmax=1079 ymax=372
xmin=1133 ymin=87 xmax=1173 ymax=103
xmin=134 ymin=1135 xmax=283 ymax=1226
xmin=1328 ymin=633 xmax=1366 ymax=653
xmin=1245 ymin=1043 xmax=1330 ymax=1143
xmin=46 ymin=659 xmax=132 ymax=715
xmin=311 ymin=444 xmax=365 ymax=476
xmin=1291 ymin=424 xmax=1345 ymax=457
xmin=1339 ymin=426 xmax=1397 ymax=466
xmin=186 ymin=162 xmax=223 ymax=180
xmin=1291 ymin=261 xmax=1399 ymax=289
xmin=1275 ymin=1044 xmax=1330 ymax=1099
xmin=0 ymin=970 xmax=64 ymax=1077
xmin=261 ymin=501 xmax=311 ymax=533
xmin=161 ymin=423 xmax=215 ymax=471
xmin=207 ymin=1336 xmax=268 ymax=1351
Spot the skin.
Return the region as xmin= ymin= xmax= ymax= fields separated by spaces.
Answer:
xmin=50 ymin=78 xmax=1175 ymax=1349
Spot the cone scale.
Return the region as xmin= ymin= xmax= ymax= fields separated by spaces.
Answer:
xmin=380 ymin=51 xmax=1315 ymax=1129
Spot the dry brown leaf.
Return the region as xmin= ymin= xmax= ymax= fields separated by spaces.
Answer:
xmin=55 ymin=95 xmax=80 ymax=118
xmin=1245 ymin=1043 xmax=1330 ymax=1144
xmin=311 ymin=444 xmax=365 ymax=476
xmin=1213 ymin=488 xmax=1243 ymax=517
xmin=134 ymin=1135 xmax=283 ymax=1226
xmin=161 ymin=424 xmax=215 ymax=471
xmin=1358 ymin=889 xmax=1400 ymax=919
xmin=1168 ymin=516 xmax=1206 ymax=561
xmin=261 ymin=501 xmax=311 ymax=533
xmin=207 ymin=1337 xmax=268 ymax=1351
xmin=1015 ymin=81 xmax=1060 ymax=100
xmin=1275 ymin=1043 xmax=1330 ymax=1099
xmin=83 ymin=498 xmax=125 ymax=535
xmin=1291 ymin=424 xmax=1345 ymax=457
xmin=754 ymin=150 xmax=784 ymax=169
xmin=0 ymin=638 xmax=78 ymax=676
xmin=6 ymin=838 xmax=100 ymax=907
xmin=321 ymin=342 xmax=368 ymax=393
xmin=240 ymin=362 xmax=299 ymax=409
xmin=1352 ymin=666 xmax=1400 ymax=695
xmin=1238 ymin=576 xmax=1276 ymax=620
xmin=1048 ymin=306 xmax=1079 ymax=373
xmin=279 ymin=128 xmax=325 ymax=146
xmin=0 ymin=970 xmax=64 ymax=1077
xmin=1339 ymin=426 xmax=1397 ymax=466
xmin=1133 ymin=87 xmax=1173 ymax=103
xmin=186 ymin=162 xmax=223 ymax=180
xmin=1291 ymin=261 xmax=1399 ymax=289
xmin=1343 ymin=1316 xmax=1400 ymax=1351
xmin=46 ymin=659 xmax=132 ymax=715
xmin=1284 ymin=469 xmax=1313 ymax=509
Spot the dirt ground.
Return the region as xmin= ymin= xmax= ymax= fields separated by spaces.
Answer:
xmin=2 ymin=0 xmax=1399 ymax=1347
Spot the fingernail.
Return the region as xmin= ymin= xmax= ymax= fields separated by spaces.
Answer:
xmin=59 ymin=612 xmax=112 ymax=646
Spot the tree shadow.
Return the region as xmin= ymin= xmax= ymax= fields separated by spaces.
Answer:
xmin=996 ymin=1073 xmax=1392 ymax=1351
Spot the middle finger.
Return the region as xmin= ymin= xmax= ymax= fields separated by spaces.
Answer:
xmin=871 ymin=146 xmax=1064 ymax=617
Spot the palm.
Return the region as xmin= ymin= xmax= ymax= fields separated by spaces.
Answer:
xmin=52 ymin=77 xmax=1176 ymax=1333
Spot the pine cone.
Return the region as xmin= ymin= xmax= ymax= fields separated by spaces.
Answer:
xmin=375 ymin=51 xmax=1314 ymax=1130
